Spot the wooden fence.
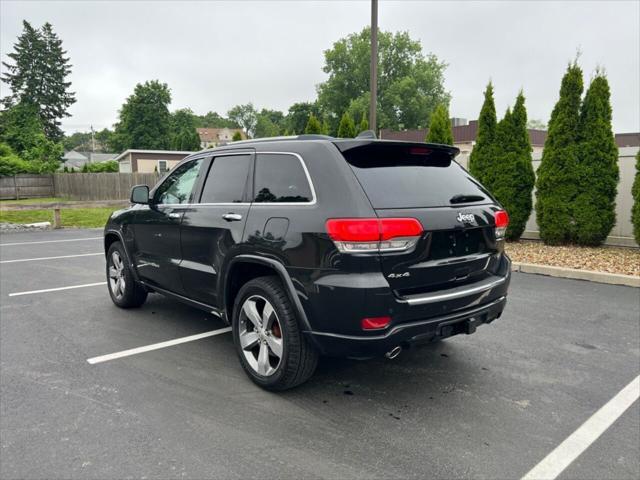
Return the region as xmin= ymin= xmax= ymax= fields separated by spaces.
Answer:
xmin=0 ymin=174 xmax=55 ymax=200
xmin=53 ymin=173 xmax=160 ymax=201
xmin=0 ymin=173 xmax=160 ymax=201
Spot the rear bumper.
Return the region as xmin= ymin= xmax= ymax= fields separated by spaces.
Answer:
xmin=297 ymin=254 xmax=511 ymax=357
xmin=305 ymin=295 xmax=507 ymax=357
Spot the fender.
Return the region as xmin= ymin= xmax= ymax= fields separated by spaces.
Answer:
xmin=224 ymin=254 xmax=312 ymax=332
xmin=104 ymin=228 xmax=141 ymax=283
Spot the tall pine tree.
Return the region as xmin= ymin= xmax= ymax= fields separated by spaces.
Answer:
xmin=535 ymin=61 xmax=583 ymax=244
xmin=337 ymin=112 xmax=356 ymax=138
xmin=426 ymin=104 xmax=453 ymax=145
xmin=469 ymin=83 xmax=498 ymax=187
xmin=1 ymin=21 xmax=75 ymax=141
xmin=490 ymin=93 xmax=535 ymax=240
xmin=573 ymin=72 xmax=619 ymax=245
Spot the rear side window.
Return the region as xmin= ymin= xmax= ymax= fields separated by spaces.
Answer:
xmin=342 ymin=144 xmax=490 ymax=208
xmin=253 ymin=153 xmax=313 ymax=203
xmin=200 ymin=154 xmax=251 ymax=203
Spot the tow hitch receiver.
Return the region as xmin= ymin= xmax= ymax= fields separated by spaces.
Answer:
xmin=464 ymin=317 xmax=482 ymax=334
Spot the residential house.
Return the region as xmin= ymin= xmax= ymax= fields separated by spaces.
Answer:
xmin=197 ymin=127 xmax=246 ymax=148
xmin=114 ymin=149 xmax=194 ymax=173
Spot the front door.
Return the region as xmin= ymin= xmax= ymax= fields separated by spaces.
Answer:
xmin=133 ymin=158 xmax=204 ymax=294
xmin=180 ymin=152 xmax=253 ymax=307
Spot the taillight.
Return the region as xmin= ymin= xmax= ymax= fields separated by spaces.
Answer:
xmin=361 ymin=316 xmax=391 ymax=330
xmin=326 ymin=218 xmax=423 ymax=253
xmin=495 ymin=210 xmax=509 ymax=240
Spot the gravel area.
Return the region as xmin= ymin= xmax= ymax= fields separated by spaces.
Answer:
xmin=506 ymin=240 xmax=640 ymax=277
xmin=0 ymin=222 xmax=51 ymax=233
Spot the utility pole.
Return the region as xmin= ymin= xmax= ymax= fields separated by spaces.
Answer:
xmin=369 ymin=0 xmax=378 ymax=134
xmin=91 ymin=125 xmax=96 ymax=152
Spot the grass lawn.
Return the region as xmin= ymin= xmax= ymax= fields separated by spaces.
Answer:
xmin=0 ymin=197 xmax=69 ymax=205
xmin=0 ymin=207 xmax=118 ymax=228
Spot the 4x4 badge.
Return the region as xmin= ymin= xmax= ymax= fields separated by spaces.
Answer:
xmin=388 ymin=272 xmax=410 ymax=279
xmin=456 ymin=212 xmax=475 ymax=223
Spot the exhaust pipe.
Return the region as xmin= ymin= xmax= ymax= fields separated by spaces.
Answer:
xmin=385 ymin=346 xmax=402 ymax=359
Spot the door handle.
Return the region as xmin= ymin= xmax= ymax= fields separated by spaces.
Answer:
xmin=222 ymin=213 xmax=243 ymax=222
xmin=168 ymin=212 xmax=182 ymax=219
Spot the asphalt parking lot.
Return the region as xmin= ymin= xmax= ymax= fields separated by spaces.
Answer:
xmin=0 ymin=228 xmax=638 ymax=479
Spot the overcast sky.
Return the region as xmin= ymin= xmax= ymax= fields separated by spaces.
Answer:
xmin=1 ymin=0 xmax=638 ymax=134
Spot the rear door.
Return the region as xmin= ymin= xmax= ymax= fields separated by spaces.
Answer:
xmin=179 ymin=151 xmax=253 ymax=307
xmin=337 ymin=141 xmax=502 ymax=296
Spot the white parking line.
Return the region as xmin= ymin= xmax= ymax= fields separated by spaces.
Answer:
xmin=0 ymin=236 xmax=102 ymax=247
xmin=0 ymin=252 xmax=103 ymax=264
xmin=87 ymin=327 xmax=232 ymax=364
xmin=522 ymin=374 xmax=640 ymax=480
xmin=8 ymin=281 xmax=107 ymax=297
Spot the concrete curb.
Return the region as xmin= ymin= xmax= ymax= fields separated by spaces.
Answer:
xmin=512 ymin=262 xmax=640 ymax=287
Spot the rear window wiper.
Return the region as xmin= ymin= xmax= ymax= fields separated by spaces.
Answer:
xmin=449 ymin=194 xmax=485 ymax=204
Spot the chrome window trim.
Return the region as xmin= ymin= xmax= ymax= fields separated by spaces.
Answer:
xmin=149 ymin=151 xmax=317 ymax=208
xmin=252 ymin=151 xmax=317 ymax=206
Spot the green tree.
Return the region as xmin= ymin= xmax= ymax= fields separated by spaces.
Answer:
xmin=111 ymin=80 xmax=172 ymax=151
xmin=1 ymin=21 xmax=75 ymax=141
xmin=426 ymin=104 xmax=453 ymax=145
xmin=337 ymin=112 xmax=356 ymax=138
xmin=358 ymin=111 xmax=368 ymax=134
xmin=317 ymin=27 xmax=449 ymax=132
xmin=490 ymin=92 xmax=535 ymax=240
xmin=170 ymin=108 xmax=200 ymax=150
xmin=254 ymin=109 xmax=285 ymax=138
xmin=304 ymin=114 xmax=323 ymax=134
xmin=286 ymin=102 xmax=320 ymax=135
xmin=632 ymin=151 xmax=640 ymax=245
xmin=232 ymin=131 xmax=243 ymax=142
xmin=535 ymin=61 xmax=583 ymax=244
xmin=227 ymin=103 xmax=258 ymax=138
xmin=469 ymin=83 xmax=498 ymax=187
xmin=572 ymin=72 xmax=619 ymax=245
xmin=195 ymin=111 xmax=238 ymax=128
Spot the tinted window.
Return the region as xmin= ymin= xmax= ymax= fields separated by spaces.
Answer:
xmin=342 ymin=144 xmax=490 ymax=208
xmin=253 ymin=154 xmax=312 ymax=203
xmin=154 ymin=159 xmax=203 ymax=205
xmin=200 ymin=154 xmax=251 ymax=203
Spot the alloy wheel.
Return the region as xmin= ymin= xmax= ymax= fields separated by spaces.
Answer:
xmin=238 ymin=295 xmax=283 ymax=376
xmin=108 ymin=251 xmax=126 ymax=300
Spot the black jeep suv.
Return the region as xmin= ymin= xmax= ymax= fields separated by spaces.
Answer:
xmin=104 ymin=135 xmax=511 ymax=390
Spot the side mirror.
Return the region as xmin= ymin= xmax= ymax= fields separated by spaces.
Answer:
xmin=130 ymin=185 xmax=149 ymax=204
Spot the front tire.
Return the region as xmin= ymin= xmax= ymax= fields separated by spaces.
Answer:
xmin=106 ymin=241 xmax=148 ymax=308
xmin=232 ymin=276 xmax=318 ymax=391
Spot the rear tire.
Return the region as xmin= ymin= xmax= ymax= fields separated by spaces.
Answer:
xmin=106 ymin=241 xmax=148 ymax=308
xmin=232 ymin=276 xmax=318 ymax=391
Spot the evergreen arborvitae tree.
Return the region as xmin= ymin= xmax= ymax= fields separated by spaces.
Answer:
xmin=490 ymin=93 xmax=535 ymax=240
xmin=632 ymin=150 xmax=640 ymax=245
xmin=573 ymin=72 xmax=619 ymax=245
xmin=337 ymin=112 xmax=356 ymax=138
xmin=232 ymin=131 xmax=243 ymax=141
xmin=426 ymin=104 xmax=453 ymax=145
xmin=304 ymin=114 xmax=323 ymax=134
xmin=469 ymin=83 xmax=498 ymax=187
xmin=358 ymin=112 xmax=368 ymax=134
xmin=1 ymin=21 xmax=75 ymax=141
xmin=535 ymin=61 xmax=583 ymax=244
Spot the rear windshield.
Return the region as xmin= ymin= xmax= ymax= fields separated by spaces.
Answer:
xmin=341 ymin=144 xmax=491 ymax=209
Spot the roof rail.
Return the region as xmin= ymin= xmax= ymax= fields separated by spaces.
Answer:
xmin=356 ymin=130 xmax=377 ymax=139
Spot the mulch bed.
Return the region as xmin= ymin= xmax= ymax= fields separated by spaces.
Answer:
xmin=506 ymin=240 xmax=640 ymax=277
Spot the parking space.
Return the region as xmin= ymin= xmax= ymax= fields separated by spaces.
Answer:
xmin=1 ymin=229 xmax=638 ymax=479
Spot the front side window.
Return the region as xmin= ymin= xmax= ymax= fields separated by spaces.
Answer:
xmin=253 ymin=154 xmax=312 ymax=203
xmin=154 ymin=159 xmax=203 ymax=205
xmin=200 ymin=154 xmax=251 ymax=203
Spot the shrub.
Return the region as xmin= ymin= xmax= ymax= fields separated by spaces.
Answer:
xmin=572 ymin=73 xmax=619 ymax=245
xmin=337 ymin=112 xmax=356 ymax=138
xmin=426 ymin=104 xmax=453 ymax=145
xmin=535 ymin=62 xmax=583 ymax=244
xmin=632 ymin=150 xmax=640 ymax=245
xmin=232 ymin=131 xmax=243 ymax=141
